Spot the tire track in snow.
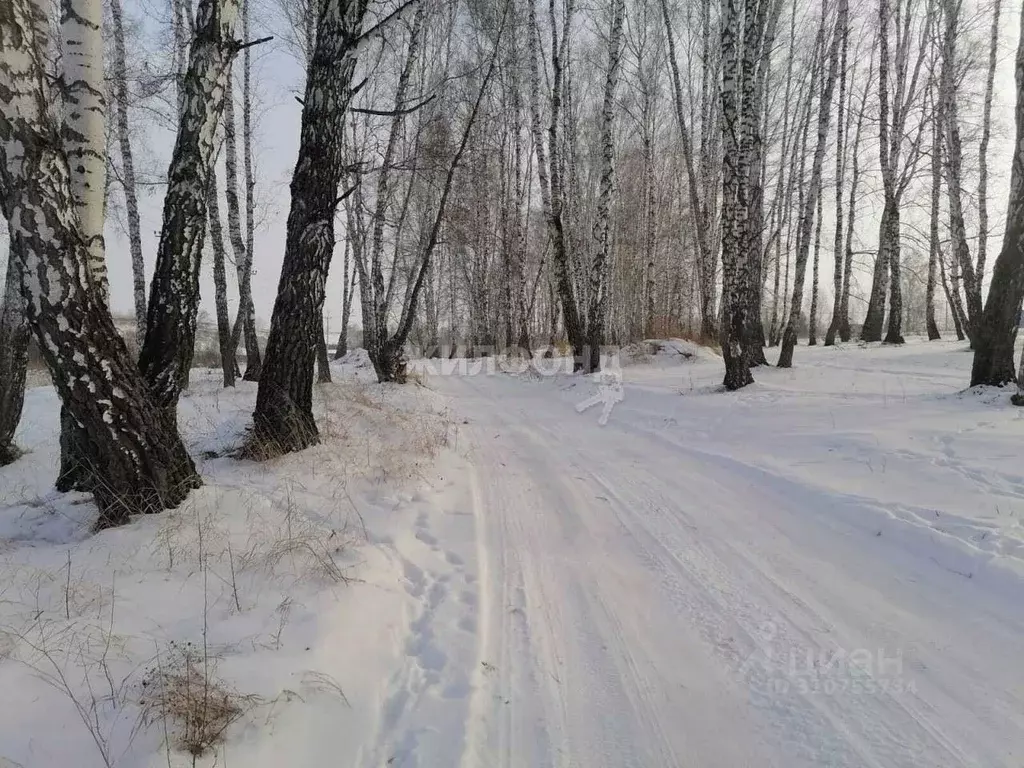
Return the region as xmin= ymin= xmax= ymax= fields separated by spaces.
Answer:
xmin=532 ymin=416 xmax=999 ymax=767
xmin=422 ymin=370 xmax=1024 ymax=766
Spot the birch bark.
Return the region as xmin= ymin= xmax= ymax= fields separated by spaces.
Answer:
xmin=138 ymin=0 xmax=240 ymax=413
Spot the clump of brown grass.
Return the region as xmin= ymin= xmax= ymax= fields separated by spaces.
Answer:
xmin=140 ymin=641 xmax=257 ymax=758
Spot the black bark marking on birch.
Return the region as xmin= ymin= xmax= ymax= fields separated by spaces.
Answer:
xmin=249 ymin=0 xmax=368 ymax=455
xmin=0 ymin=245 xmax=29 ymax=466
xmin=139 ymin=0 xmax=240 ymax=413
xmin=0 ymin=0 xmax=200 ymax=526
xmin=970 ymin=7 xmax=1024 ymax=388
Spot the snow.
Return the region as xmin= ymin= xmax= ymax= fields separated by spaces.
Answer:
xmin=620 ymin=336 xmax=721 ymax=366
xmin=0 ymin=360 xmax=454 ymax=768
xmin=3 ymin=339 xmax=1024 ymax=766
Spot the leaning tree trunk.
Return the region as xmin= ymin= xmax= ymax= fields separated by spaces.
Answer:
xmin=0 ymin=245 xmax=30 ymax=466
xmin=948 ymin=245 xmax=970 ymax=335
xmin=250 ymin=0 xmax=368 ymax=454
xmin=0 ymin=0 xmax=200 ymax=526
xmin=970 ymin=9 xmax=1024 ymax=388
xmin=940 ymin=250 xmax=967 ymax=341
xmin=110 ymin=0 xmax=147 ymax=343
xmin=361 ymin=4 xmax=426 ymax=380
xmin=377 ymin=15 xmax=506 ymax=383
xmin=139 ymin=0 xmax=240 ymax=414
xmin=937 ymin=252 xmax=962 ymax=339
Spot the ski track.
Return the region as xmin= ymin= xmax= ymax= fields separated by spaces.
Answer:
xmin=361 ymin=358 xmax=1024 ymax=768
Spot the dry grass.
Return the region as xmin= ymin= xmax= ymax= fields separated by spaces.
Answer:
xmin=0 ymin=360 xmax=453 ymax=765
xmin=7 ymin=615 xmax=134 ymax=768
xmin=140 ymin=641 xmax=258 ymax=758
xmin=238 ymin=514 xmax=351 ymax=586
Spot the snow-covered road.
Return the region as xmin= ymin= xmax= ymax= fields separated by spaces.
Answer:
xmin=383 ymin=347 xmax=1024 ymax=768
xmin=9 ymin=343 xmax=1021 ymax=768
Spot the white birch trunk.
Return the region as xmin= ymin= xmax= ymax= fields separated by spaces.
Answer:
xmin=1 ymin=0 xmax=200 ymax=523
xmin=60 ymin=0 xmax=107 ymax=296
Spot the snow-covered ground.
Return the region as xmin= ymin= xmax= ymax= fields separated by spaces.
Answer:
xmin=0 ymin=356 xmax=455 ymax=768
xmin=2 ymin=339 xmax=1024 ymax=767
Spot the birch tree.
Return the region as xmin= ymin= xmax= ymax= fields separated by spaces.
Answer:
xmin=718 ymin=0 xmax=755 ymax=389
xmin=583 ymin=0 xmax=625 ymax=373
xmin=228 ymin=0 xmax=262 ymax=380
xmin=823 ymin=0 xmax=849 ymax=346
xmin=808 ymin=181 xmax=824 ymax=345
xmin=359 ymin=3 xmax=508 ymax=382
xmin=778 ymin=3 xmax=840 ymax=368
xmin=109 ymin=0 xmax=146 ymax=342
xmin=0 ymin=0 xmax=199 ymax=525
xmin=223 ymin=57 xmax=260 ymax=379
xmin=926 ymin=74 xmax=941 ymax=340
xmin=860 ymin=0 xmax=930 ymax=344
xmin=56 ymin=0 xmax=109 ymax=490
xmin=742 ymin=0 xmax=782 ymax=366
xmin=250 ymin=0 xmax=372 ymax=453
xmin=0 ymin=0 xmax=47 ymax=468
xmin=138 ymin=0 xmax=240 ymax=414
xmin=529 ymin=0 xmax=586 ymax=369
xmin=769 ymin=0 xmax=799 ymax=348
xmin=836 ymin=55 xmax=871 ymax=342
xmin=940 ymin=0 xmax=981 ymax=341
xmin=976 ymin=0 xmax=1000 ymax=313
xmin=209 ymin=171 xmax=236 ymax=387
xmin=61 ymin=0 xmax=106 ymax=292
xmin=333 ymin=238 xmax=357 ymax=358
xmin=661 ymin=0 xmax=716 ymax=343
xmin=970 ymin=8 xmax=1024 ymax=388
xmin=0 ymin=246 xmax=30 ymax=466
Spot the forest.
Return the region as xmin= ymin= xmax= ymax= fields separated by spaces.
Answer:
xmin=4 ymin=1 xmax=1024 ymax=765
xmin=2 ymin=0 xmax=1024 ymax=523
